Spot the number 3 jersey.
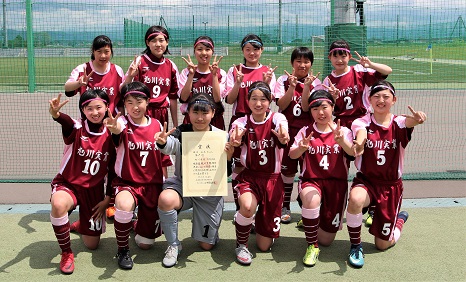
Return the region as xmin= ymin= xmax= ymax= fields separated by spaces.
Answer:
xmin=292 ymin=123 xmax=353 ymax=180
xmin=232 ymin=112 xmax=288 ymax=173
xmin=113 ymin=115 xmax=164 ymax=185
xmin=351 ymin=114 xmax=413 ymax=181
xmin=56 ymin=116 xmax=114 ymax=189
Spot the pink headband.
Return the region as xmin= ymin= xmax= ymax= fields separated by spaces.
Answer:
xmin=124 ymin=90 xmax=148 ymax=98
xmin=147 ymin=32 xmax=167 ymax=41
xmin=370 ymin=85 xmax=396 ymax=96
xmin=81 ymin=98 xmax=107 ymax=107
xmin=329 ymin=48 xmax=351 ymax=55
xmin=194 ymin=40 xmax=214 ymax=51
xmin=309 ymin=98 xmax=332 ymax=107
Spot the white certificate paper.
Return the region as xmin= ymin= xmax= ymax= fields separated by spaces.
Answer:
xmin=182 ymin=131 xmax=228 ymax=197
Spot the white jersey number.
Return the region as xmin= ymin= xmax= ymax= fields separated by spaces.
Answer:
xmin=89 ymin=217 xmax=103 ymax=231
xmin=319 ymin=155 xmax=329 ymax=170
xmin=140 ymin=151 xmax=149 ymax=167
xmin=152 ymin=85 xmax=161 ymax=99
xmin=82 ymin=159 xmax=100 ymax=175
xmin=259 ymin=149 xmax=268 ymax=165
xmin=332 ymin=213 xmax=340 ymax=227
xmin=293 ymin=104 xmax=302 ymax=117
xmin=377 ymin=150 xmax=386 ymax=166
xmin=381 ymin=222 xmax=391 ymax=236
xmin=273 ymin=217 xmax=281 ymax=232
xmin=344 ymin=96 xmax=354 ymax=110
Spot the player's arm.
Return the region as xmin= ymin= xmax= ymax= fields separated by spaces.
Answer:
xmin=225 ymin=65 xmax=242 ymax=104
xmin=403 ymin=106 xmax=427 ymax=128
xmin=276 ymin=73 xmax=295 ymax=111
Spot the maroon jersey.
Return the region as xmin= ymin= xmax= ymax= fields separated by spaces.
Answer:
xmin=293 ymin=123 xmax=352 ymax=180
xmin=323 ymin=64 xmax=386 ymax=120
xmin=56 ymin=117 xmax=114 ymax=189
xmin=131 ymin=54 xmax=179 ymax=108
xmin=66 ymin=61 xmax=124 ymax=115
xmin=274 ymin=74 xmax=322 ymax=130
xmin=114 ymin=115 xmax=164 ymax=185
xmin=232 ymin=112 xmax=288 ymax=173
xmin=223 ymin=64 xmax=276 ymax=116
xmin=352 ymin=114 xmax=413 ymax=181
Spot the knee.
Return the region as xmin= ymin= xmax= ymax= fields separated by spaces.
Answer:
xmin=50 ymin=199 xmax=71 ymax=216
xmin=135 ymin=234 xmax=154 ymax=250
xmin=239 ymin=206 xmax=255 ymax=218
xmin=115 ymin=194 xmax=135 ymax=212
xmin=82 ymin=236 xmax=100 ymax=250
xmin=375 ymin=239 xmax=393 ymax=251
xmin=199 ymin=241 xmax=214 ymax=251
xmin=348 ymin=193 xmax=365 ymax=210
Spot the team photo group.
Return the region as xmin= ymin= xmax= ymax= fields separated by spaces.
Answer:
xmin=47 ymin=24 xmax=427 ymax=274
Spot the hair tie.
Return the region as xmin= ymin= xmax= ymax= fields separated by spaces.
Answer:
xmin=309 ymin=98 xmax=332 ymax=108
xmin=328 ymin=48 xmax=351 ymax=55
xmin=147 ymin=32 xmax=167 ymax=41
xmin=124 ymin=90 xmax=148 ymax=98
xmin=81 ymin=98 xmax=107 ymax=107
xmin=194 ymin=40 xmax=214 ymax=51
xmin=370 ymin=85 xmax=395 ymax=96
xmin=242 ymin=39 xmax=263 ymax=48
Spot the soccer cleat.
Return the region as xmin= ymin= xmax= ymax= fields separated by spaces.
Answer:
xmin=303 ymin=244 xmax=320 ymax=267
xmin=280 ymin=207 xmax=292 ymax=224
xmin=116 ymin=248 xmax=133 ymax=270
xmin=106 ymin=206 xmax=116 ymax=219
xmin=397 ymin=211 xmax=409 ymax=223
xmin=348 ymin=244 xmax=365 ymax=268
xmin=365 ymin=210 xmax=374 ymax=227
xmin=60 ymin=251 xmax=74 ymax=274
xmin=69 ymin=221 xmax=80 ymax=233
xmin=163 ymin=244 xmax=182 ymax=268
xmin=296 ymin=218 xmax=304 ymax=230
xmin=235 ymin=244 xmax=252 ymax=265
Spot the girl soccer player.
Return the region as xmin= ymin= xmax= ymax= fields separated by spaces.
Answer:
xmin=223 ymin=34 xmax=278 ymax=210
xmin=122 ymin=25 xmax=180 ymax=177
xmin=155 ymin=93 xmax=234 ymax=267
xmin=289 ymin=90 xmax=354 ymax=267
xmin=178 ymin=36 xmax=226 ymax=130
xmin=49 ymin=89 xmax=115 ymax=274
xmin=64 ymin=35 xmax=124 ymax=115
xmin=104 ymin=81 xmax=165 ymax=270
xmin=229 ymin=81 xmax=289 ymax=266
xmin=274 ymin=47 xmax=321 ymax=223
xmin=346 ymin=80 xmax=427 ymax=268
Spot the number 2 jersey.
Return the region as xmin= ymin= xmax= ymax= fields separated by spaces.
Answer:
xmin=53 ymin=113 xmax=115 ymax=191
xmin=231 ymin=112 xmax=288 ymax=173
xmin=292 ymin=123 xmax=353 ymax=181
xmin=351 ymin=114 xmax=413 ymax=181
xmin=113 ymin=115 xmax=164 ymax=185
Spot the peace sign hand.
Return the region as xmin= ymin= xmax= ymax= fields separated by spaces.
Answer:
xmin=154 ymin=122 xmax=176 ymax=145
xmin=351 ymin=51 xmax=371 ymax=68
xmin=304 ymin=70 xmax=320 ymax=86
xmin=402 ymin=105 xmax=427 ymax=124
xmin=229 ymin=126 xmax=246 ymax=147
xmin=234 ymin=64 xmax=244 ymax=84
xmin=263 ymin=64 xmax=278 ymax=84
xmin=329 ymin=119 xmax=344 ymax=143
xmin=49 ymin=93 xmax=69 ymax=118
xmin=284 ymin=70 xmax=297 ymax=88
xmin=182 ymin=54 xmax=197 ymax=75
xmin=103 ymin=109 xmax=121 ymax=133
xmin=78 ymin=65 xmax=94 ymax=87
xmin=322 ymin=79 xmax=340 ymax=100
xmin=298 ymin=131 xmax=313 ymax=150
xmin=209 ymin=55 xmax=223 ymax=76
xmin=352 ymin=138 xmax=366 ymax=157
xmin=127 ymin=55 xmax=141 ymax=78
xmin=271 ymin=123 xmax=290 ymax=145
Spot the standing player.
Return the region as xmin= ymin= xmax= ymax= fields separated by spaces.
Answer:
xmin=223 ymin=34 xmax=277 ymax=210
xmin=48 ymin=89 xmax=115 ymax=274
xmin=64 ymin=35 xmax=124 ymax=115
xmin=155 ymin=93 xmax=234 ymax=267
xmin=274 ymin=47 xmax=321 ymax=223
xmin=229 ymin=81 xmax=289 ymax=265
xmin=345 ymin=80 xmax=427 ymax=268
xmin=104 ymin=81 xmax=165 ymax=270
xmin=122 ymin=25 xmax=179 ymax=178
xmin=289 ymin=90 xmax=354 ymax=267
xmin=178 ymin=36 xmax=226 ymax=129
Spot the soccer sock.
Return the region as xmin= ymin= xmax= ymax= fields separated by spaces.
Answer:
xmin=302 ymin=207 xmax=320 ymax=247
xmin=158 ymin=208 xmax=180 ymax=246
xmin=346 ymin=212 xmax=363 ymax=246
xmin=114 ymin=208 xmax=134 ymax=251
xmin=235 ymin=211 xmax=254 ymax=246
xmin=50 ymin=214 xmax=71 ymax=253
xmin=393 ymin=217 xmax=406 ymax=243
xmin=231 ymin=173 xmax=239 ymax=211
xmin=281 ymin=175 xmax=294 ymax=210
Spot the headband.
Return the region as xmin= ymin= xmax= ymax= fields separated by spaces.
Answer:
xmin=194 ymin=40 xmax=214 ymax=51
xmin=309 ymin=98 xmax=333 ymax=107
xmin=81 ymin=98 xmax=107 ymax=107
xmin=328 ymin=48 xmax=351 ymax=55
xmin=242 ymin=39 xmax=263 ymax=48
xmin=124 ymin=90 xmax=148 ymax=98
xmin=147 ymin=32 xmax=167 ymax=41
xmin=188 ymin=99 xmax=214 ymax=108
xmin=370 ymin=85 xmax=396 ymax=96
xmin=248 ymin=86 xmax=270 ymax=95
